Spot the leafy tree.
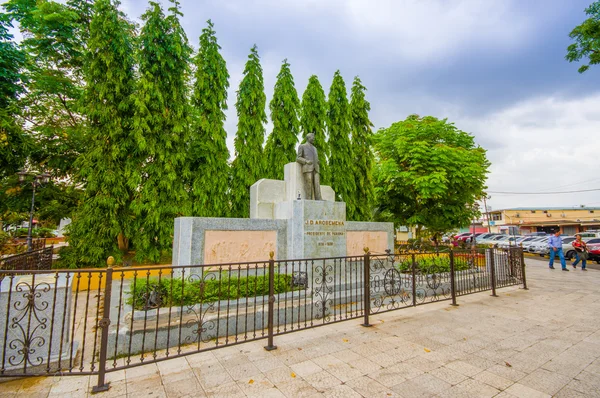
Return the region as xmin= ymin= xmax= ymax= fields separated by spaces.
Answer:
xmin=130 ymin=0 xmax=192 ymax=263
xmin=373 ymin=115 xmax=490 ymax=240
xmin=300 ymin=75 xmax=329 ymax=184
xmin=230 ymin=45 xmax=267 ymax=218
xmin=190 ymin=20 xmax=230 ymax=217
xmin=264 ymin=59 xmax=300 ymax=180
xmin=327 ymin=71 xmax=356 ymax=215
xmin=566 ymin=2 xmax=600 ymax=73
xmin=4 ymin=0 xmax=91 ymax=178
xmin=65 ymin=0 xmax=137 ymax=267
xmin=349 ymin=76 xmax=375 ymax=221
xmin=0 ymin=13 xmax=30 ymax=179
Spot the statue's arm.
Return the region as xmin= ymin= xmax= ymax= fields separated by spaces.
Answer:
xmin=296 ymin=146 xmax=310 ymax=164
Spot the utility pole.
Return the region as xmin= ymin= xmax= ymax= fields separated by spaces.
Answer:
xmin=483 ymin=195 xmax=491 ymax=233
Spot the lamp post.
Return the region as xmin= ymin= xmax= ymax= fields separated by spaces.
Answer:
xmin=17 ymin=170 xmax=50 ymax=252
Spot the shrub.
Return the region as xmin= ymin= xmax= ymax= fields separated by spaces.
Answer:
xmin=396 ymin=255 xmax=473 ymax=273
xmin=128 ymin=273 xmax=295 ymax=310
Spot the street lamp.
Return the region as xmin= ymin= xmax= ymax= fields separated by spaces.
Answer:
xmin=17 ymin=170 xmax=50 ymax=252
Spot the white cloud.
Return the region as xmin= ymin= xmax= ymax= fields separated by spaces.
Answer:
xmin=452 ymin=94 xmax=600 ymax=210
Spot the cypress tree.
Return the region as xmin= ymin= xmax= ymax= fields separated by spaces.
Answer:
xmin=67 ymin=0 xmax=137 ymax=267
xmin=349 ymin=76 xmax=375 ymax=221
xmin=190 ymin=20 xmax=230 ymax=217
xmin=327 ymin=70 xmax=356 ymax=215
xmin=264 ymin=59 xmax=300 ymax=180
xmin=230 ymin=45 xmax=267 ymax=218
xmin=300 ymin=75 xmax=329 ymax=184
xmin=130 ymin=0 xmax=192 ymax=262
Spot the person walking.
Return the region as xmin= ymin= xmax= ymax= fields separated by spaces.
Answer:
xmin=548 ymin=230 xmax=568 ymax=271
xmin=572 ymin=233 xmax=588 ymax=271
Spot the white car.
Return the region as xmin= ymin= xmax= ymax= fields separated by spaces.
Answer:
xmin=529 ymin=237 xmax=550 ymax=255
xmin=523 ymin=236 xmax=546 ymax=252
xmin=497 ymin=236 xmax=522 ymax=249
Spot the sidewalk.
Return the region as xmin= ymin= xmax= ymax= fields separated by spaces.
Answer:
xmin=1 ymin=258 xmax=599 ymax=397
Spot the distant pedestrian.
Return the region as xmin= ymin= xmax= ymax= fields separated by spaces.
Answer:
xmin=548 ymin=230 xmax=568 ymax=270
xmin=571 ymin=233 xmax=588 ymax=271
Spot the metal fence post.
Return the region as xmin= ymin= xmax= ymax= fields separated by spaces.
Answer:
xmin=520 ymin=246 xmax=528 ymax=290
xmin=264 ymin=252 xmax=277 ymax=351
xmin=411 ymin=253 xmax=417 ymax=306
xmin=489 ymin=249 xmax=498 ymax=297
xmin=449 ymin=249 xmax=458 ymax=306
xmin=361 ymin=248 xmax=371 ymax=327
xmin=92 ymin=257 xmax=114 ymax=393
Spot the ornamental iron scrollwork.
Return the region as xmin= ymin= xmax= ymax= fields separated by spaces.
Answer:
xmin=8 ymin=280 xmax=51 ymax=368
xmin=313 ymin=260 xmax=334 ymax=322
xmin=184 ymin=273 xmax=217 ymax=346
xmin=369 ymin=254 xmax=412 ymax=313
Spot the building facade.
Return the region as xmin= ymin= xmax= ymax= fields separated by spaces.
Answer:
xmin=484 ymin=207 xmax=600 ymax=235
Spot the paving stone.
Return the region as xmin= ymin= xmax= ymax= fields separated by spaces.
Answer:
xmin=504 ymin=382 xmax=551 ymax=398
xmin=473 ymin=370 xmax=513 ymax=390
xmin=518 ymin=368 xmax=572 ymax=396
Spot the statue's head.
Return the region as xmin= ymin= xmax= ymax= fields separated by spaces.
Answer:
xmin=306 ymin=133 xmax=315 ymax=144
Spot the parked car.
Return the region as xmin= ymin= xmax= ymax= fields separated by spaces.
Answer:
xmin=497 ymin=236 xmax=522 ymax=249
xmin=583 ymin=238 xmax=600 ymax=264
xmin=525 ymin=232 xmax=547 ymax=237
xmin=475 ymin=233 xmax=497 ymax=244
xmin=529 ymin=237 xmax=550 ymax=255
xmin=578 ymin=231 xmax=600 ymax=240
xmin=477 ymin=234 xmax=503 ymax=245
xmin=454 ymin=232 xmax=472 ymax=242
xmin=522 ymin=237 xmax=546 ymax=252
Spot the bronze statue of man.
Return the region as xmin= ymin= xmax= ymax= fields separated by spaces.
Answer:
xmin=296 ymin=133 xmax=322 ymax=200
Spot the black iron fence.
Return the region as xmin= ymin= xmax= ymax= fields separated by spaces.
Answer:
xmin=0 ymin=247 xmax=526 ymax=393
xmin=0 ymin=246 xmax=53 ymax=280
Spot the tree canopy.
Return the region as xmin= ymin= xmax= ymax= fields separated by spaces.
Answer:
xmin=264 ymin=59 xmax=300 ymax=180
xmin=327 ymin=71 xmax=356 ymax=216
xmin=566 ymin=2 xmax=600 ymax=73
xmin=373 ymin=115 xmax=490 ymax=239
xmin=129 ymin=0 xmax=192 ymax=263
xmin=300 ymin=75 xmax=329 ymax=184
xmin=190 ymin=20 xmax=230 ymax=218
xmin=66 ymin=0 xmax=137 ymax=267
xmin=230 ymin=45 xmax=267 ymax=218
xmin=349 ymin=76 xmax=375 ymax=221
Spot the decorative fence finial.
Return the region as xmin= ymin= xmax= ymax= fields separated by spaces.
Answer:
xmin=106 ymin=256 xmax=115 ymax=267
xmin=269 ymin=251 xmax=275 ymax=260
xmin=363 ymin=247 xmax=369 ymax=254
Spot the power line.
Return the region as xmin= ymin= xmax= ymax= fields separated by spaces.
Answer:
xmin=488 ymin=188 xmax=600 ymax=195
xmin=537 ymin=177 xmax=600 ymax=192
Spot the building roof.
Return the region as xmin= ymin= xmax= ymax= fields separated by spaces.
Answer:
xmin=491 ymin=207 xmax=600 ymax=212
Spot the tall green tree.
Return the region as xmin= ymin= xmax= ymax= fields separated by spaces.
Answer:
xmin=264 ymin=59 xmax=300 ymax=180
xmin=349 ymin=76 xmax=375 ymax=221
xmin=4 ymin=0 xmax=91 ymax=178
xmin=190 ymin=20 xmax=230 ymax=217
xmin=130 ymin=0 xmax=192 ymax=262
xmin=566 ymin=2 xmax=600 ymax=73
xmin=66 ymin=0 xmax=137 ymax=267
xmin=0 ymin=12 xmax=30 ymax=179
xmin=327 ymin=71 xmax=356 ymax=215
xmin=373 ymin=115 xmax=490 ymax=240
xmin=300 ymin=75 xmax=329 ymax=184
xmin=230 ymin=45 xmax=267 ymax=218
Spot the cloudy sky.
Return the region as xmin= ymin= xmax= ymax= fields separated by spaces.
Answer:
xmin=72 ymin=1 xmax=600 ymax=210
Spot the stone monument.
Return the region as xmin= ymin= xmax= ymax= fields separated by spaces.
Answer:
xmin=173 ymin=146 xmax=394 ymax=266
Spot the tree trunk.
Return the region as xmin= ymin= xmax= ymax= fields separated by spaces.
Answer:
xmin=117 ymin=232 xmax=129 ymax=251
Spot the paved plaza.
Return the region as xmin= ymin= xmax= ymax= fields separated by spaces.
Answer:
xmin=1 ymin=258 xmax=599 ymax=398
